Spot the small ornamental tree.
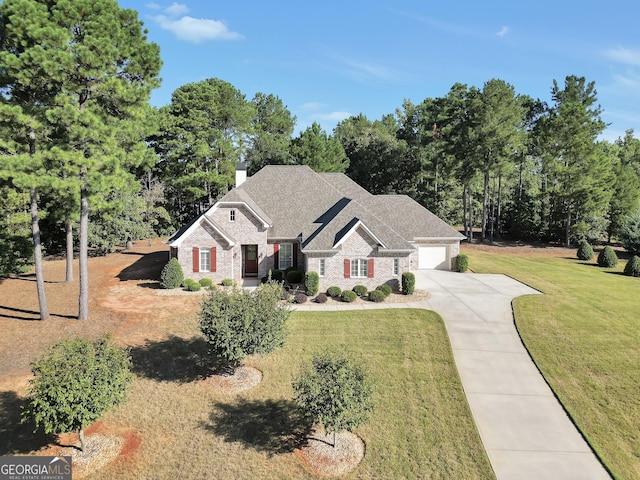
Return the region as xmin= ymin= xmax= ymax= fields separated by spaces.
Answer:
xmin=160 ymin=258 xmax=184 ymax=289
xmin=198 ymin=282 xmax=290 ymax=372
xmin=292 ymin=350 xmax=375 ymax=447
xmin=576 ymin=240 xmax=594 ymax=261
xmin=624 ymin=255 xmax=640 ymax=277
xmin=22 ymin=336 xmax=134 ymax=452
xmin=597 ymin=245 xmax=618 ymax=268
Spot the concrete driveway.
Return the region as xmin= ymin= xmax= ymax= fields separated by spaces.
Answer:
xmin=414 ymin=270 xmax=611 ymax=480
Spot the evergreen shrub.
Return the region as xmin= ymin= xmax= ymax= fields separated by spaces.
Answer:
xmin=368 ymin=290 xmax=386 ymax=302
xmin=401 ymin=272 xmax=415 ymax=295
xmin=315 ymin=293 xmax=328 ymax=303
xmin=199 ymin=278 xmax=213 ymax=287
xmin=326 ymin=286 xmax=342 ymax=297
xmin=352 ymin=285 xmax=368 ymax=296
xmin=340 ymin=290 xmax=357 ymax=303
xmin=376 ymin=284 xmax=392 ymax=297
xmin=624 ymin=255 xmax=640 ymax=277
xmin=294 ymin=293 xmax=308 ymax=304
xmin=597 ymin=246 xmax=618 ymax=268
xmin=286 ymin=269 xmax=303 ymax=283
xmin=576 ymin=240 xmax=594 ymax=261
xmin=186 ymin=282 xmax=201 ymax=292
xmin=221 ymin=278 xmax=233 ymax=286
xmin=270 ymin=269 xmax=284 ymax=282
xmin=160 ymin=258 xmax=184 ymax=289
xmin=455 ymin=254 xmax=469 ymax=272
xmin=304 ymin=271 xmax=319 ymax=296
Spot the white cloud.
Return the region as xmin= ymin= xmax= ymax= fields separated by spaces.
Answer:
xmin=149 ymin=3 xmax=243 ymax=43
xmin=165 ymin=2 xmax=190 ymax=16
xmin=299 ymin=102 xmax=326 ymax=111
xmin=496 ymin=26 xmax=509 ymax=38
xmin=146 ymin=2 xmax=162 ymax=10
xmin=312 ymin=111 xmax=352 ymax=122
xmin=153 ymin=15 xmax=242 ymax=42
xmin=604 ymin=47 xmax=640 ymax=67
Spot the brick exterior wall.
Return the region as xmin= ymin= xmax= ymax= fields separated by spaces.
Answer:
xmin=306 ymin=226 xmax=410 ymax=293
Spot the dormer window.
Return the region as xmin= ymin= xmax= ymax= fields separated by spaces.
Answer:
xmin=230 ymin=209 xmax=236 ymax=222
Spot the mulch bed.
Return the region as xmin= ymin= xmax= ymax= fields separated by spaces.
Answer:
xmin=206 ymin=365 xmax=263 ymax=394
xmin=295 ymin=428 xmax=365 ymax=477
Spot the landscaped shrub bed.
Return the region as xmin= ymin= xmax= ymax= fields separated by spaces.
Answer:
xmin=368 ymin=290 xmax=386 ymax=302
xmin=326 ymin=286 xmax=341 ymax=297
xmin=199 ymin=278 xmax=213 ymax=288
xmin=376 ymin=284 xmax=392 ymax=297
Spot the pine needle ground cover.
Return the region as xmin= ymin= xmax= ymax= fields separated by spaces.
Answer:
xmin=467 ymin=246 xmax=639 ymax=480
xmin=93 ymin=309 xmax=494 ymax=479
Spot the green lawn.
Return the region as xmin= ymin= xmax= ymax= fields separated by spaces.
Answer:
xmin=468 ymin=249 xmax=640 ymax=480
xmin=94 ymin=309 xmax=494 ymax=479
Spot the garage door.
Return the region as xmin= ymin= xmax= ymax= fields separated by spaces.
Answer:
xmin=418 ymin=246 xmax=448 ymax=269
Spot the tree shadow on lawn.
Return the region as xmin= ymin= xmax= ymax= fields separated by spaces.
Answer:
xmin=129 ymin=335 xmax=217 ymax=383
xmin=202 ymin=398 xmax=312 ymax=456
xmin=117 ymin=251 xmax=167 ymax=282
xmin=0 ymin=390 xmax=55 ymax=455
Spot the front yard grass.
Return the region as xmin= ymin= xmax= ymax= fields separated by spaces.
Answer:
xmin=94 ymin=309 xmax=494 ymax=479
xmin=468 ymin=248 xmax=640 ymax=480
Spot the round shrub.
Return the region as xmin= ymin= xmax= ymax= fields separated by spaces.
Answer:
xmin=183 ymin=278 xmax=196 ymax=288
xmin=315 ymin=293 xmax=328 ymax=303
xmin=623 ymin=255 xmax=640 ymax=277
xmin=376 ymin=284 xmax=392 ymax=297
xmin=294 ymin=293 xmax=308 ymax=304
xmin=160 ymin=258 xmax=184 ymax=289
xmin=455 ymin=253 xmax=469 ymax=273
xmin=270 ymin=269 xmax=284 ymax=282
xmin=286 ymin=269 xmax=303 ymax=284
xmin=304 ymin=271 xmax=319 ymax=296
xmin=368 ymin=290 xmax=386 ymax=302
xmin=401 ymin=272 xmax=415 ymax=295
xmin=352 ymin=285 xmax=368 ymax=296
xmin=340 ymin=290 xmax=357 ymax=303
xmin=221 ymin=278 xmax=234 ymax=287
xmin=186 ymin=282 xmax=201 ymax=292
xmin=576 ymin=240 xmax=594 ymax=261
xmin=199 ymin=278 xmax=213 ymax=288
xmin=597 ymin=245 xmax=618 ymax=268
xmin=326 ymin=286 xmax=342 ymax=297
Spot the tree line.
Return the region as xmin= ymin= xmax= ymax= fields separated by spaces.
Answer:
xmin=2 ymin=1 xmax=640 ymax=320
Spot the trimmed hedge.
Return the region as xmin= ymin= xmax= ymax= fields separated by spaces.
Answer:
xmin=368 ymin=290 xmax=386 ymax=302
xmin=186 ymin=282 xmax=201 ymax=292
xmin=455 ymin=254 xmax=469 ymax=273
xmin=221 ymin=278 xmax=233 ymax=287
xmin=340 ymin=290 xmax=357 ymax=303
xmin=326 ymin=286 xmax=342 ymax=297
xmin=183 ymin=278 xmax=196 ymax=288
xmin=597 ymin=246 xmax=618 ymax=268
xmin=624 ymin=255 xmax=640 ymax=277
xmin=352 ymin=285 xmax=368 ymax=296
xmin=199 ymin=278 xmax=213 ymax=287
xmin=305 ymin=271 xmax=319 ymax=296
xmin=286 ymin=269 xmax=303 ymax=284
xmin=376 ymin=284 xmax=392 ymax=297
xmin=160 ymin=258 xmax=184 ymax=289
xmin=401 ymin=272 xmax=415 ymax=295
xmin=576 ymin=240 xmax=594 ymax=261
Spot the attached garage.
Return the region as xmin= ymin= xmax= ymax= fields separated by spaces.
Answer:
xmin=418 ymin=245 xmax=449 ymax=270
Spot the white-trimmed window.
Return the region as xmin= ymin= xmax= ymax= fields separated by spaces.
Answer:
xmin=279 ymin=243 xmax=293 ymax=270
xmin=229 ymin=209 xmax=236 ymax=222
xmin=319 ymin=259 xmax=326 ymax=277
xmin=393 ymin=258 xmax=399 ymax=276
xmin=200 ymin=248 xmax=211 ymax=272
xmin=351 ymin=258 xmax=368 ymax=278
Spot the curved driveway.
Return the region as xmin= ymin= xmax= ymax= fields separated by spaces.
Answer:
xmin=296 ymin=271 xmax=611 ymax=479
xmin=413 ymin=270 xmax=610 ymax=480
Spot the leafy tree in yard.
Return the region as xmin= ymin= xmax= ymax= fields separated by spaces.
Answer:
xmin=292 ymin=349 xmax=375 ymax=447
xmin=22 ymin=335 xmax=134 ymax=452
xmin=198 ymin=282 xmax=290 ymax=373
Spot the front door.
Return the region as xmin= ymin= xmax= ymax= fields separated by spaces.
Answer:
xmin=243 ymin=244 xmax=258 ymax=277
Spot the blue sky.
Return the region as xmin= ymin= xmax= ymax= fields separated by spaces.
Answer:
xmin=120 ymin=1 xmax=640 ymax=141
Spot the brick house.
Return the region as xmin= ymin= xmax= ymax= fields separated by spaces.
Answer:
xmin=167 ymin=165 xmax=464 ymax=291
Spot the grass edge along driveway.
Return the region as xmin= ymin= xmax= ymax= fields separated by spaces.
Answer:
xmin=469 ymin=249 xmax=639 ymax=480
